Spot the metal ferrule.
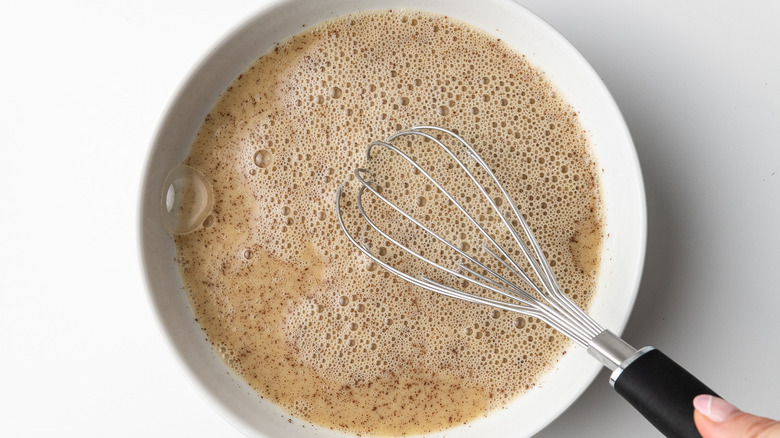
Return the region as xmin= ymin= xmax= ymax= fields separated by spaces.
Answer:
xmin=587 ymin=330 xmax=656 ymax=386
xmin=587 ymin=330 xmax=639 ymax=370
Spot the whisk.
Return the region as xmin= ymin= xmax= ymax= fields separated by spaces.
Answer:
xmin=336 ymin=126 xmax=717 ymax=438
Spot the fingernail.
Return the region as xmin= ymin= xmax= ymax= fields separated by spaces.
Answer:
xmin=693 ymin=395 xmax=740 ymax=422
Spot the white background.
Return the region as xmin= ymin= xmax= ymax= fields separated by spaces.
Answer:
xmin=1 ymin=0 xmax=778 ymax=436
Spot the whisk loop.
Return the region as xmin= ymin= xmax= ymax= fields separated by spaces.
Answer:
xmin=337 ymin=126 xmax=630 ymax=365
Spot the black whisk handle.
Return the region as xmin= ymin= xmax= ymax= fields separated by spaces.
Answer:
xmin=612 ymin=348 xmax=718 ymax=438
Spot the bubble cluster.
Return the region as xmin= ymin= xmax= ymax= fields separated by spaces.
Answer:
xmin=174 ymin=9 xmax=604 ymax=437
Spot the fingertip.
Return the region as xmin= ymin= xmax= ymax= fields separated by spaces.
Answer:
xmin=693 ymin=395 xmax=739 ymax=423
xmin=694 ymin=394 xmax=713 ymax=416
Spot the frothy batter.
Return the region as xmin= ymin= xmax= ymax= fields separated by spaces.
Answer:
xmin=173 ymin=9 xmax=604 ymax=436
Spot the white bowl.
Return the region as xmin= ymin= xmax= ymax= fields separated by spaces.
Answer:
xmin=139 ymin=0 xmax=646 ymax=436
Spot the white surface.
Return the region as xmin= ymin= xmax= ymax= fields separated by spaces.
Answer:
xmin=0 ymin=0 xmax=777 ymax=437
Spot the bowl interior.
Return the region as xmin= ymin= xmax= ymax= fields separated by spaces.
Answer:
xmin=139 ymin=0 xmax=646 ymax=436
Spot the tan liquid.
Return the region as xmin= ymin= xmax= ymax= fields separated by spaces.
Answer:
xmin=174 ymin=9 xmax=603 ymax=436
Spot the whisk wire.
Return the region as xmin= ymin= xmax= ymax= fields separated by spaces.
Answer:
xmin=366 ymin=134 xmax=544 ymax=299
xmin=337 ymin=185 xmax=579 ymax=338
xmin=355 ymin=180 xmax=542 ymax=313
xmin=354 ymin=172 xmax=517 ymax=294
xmin=415 ymin=126 xmax=604 ymax=337
xmin=423 ymin=126 xmax=605 ymax=337
xmin=417 ymin=275 xmax=595 ymax=346
xmin=337 ymin=126 xmax=606 ymax=348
